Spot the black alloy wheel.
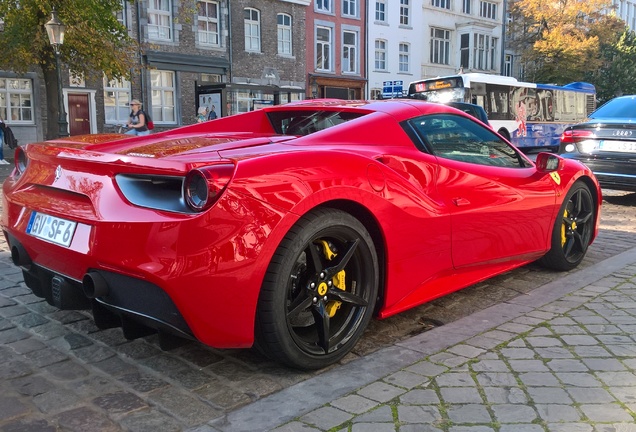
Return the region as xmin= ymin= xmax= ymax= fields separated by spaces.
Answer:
xmin=540 ymin=181 xmax=595 ymax=271
xmin=255 ymin=208 xmax=379 ymax=370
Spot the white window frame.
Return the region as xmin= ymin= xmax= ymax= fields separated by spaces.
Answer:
xmin=316 ymin=0 xmax=333 ymax=13
xmin=316 ymin=25 xmax=333 ymax=72
xmin=148 ymin=0 xmax=172 ymax=41
xmin=480 ymin=1 xmax=497 ymax=19
xmin=103 ymin=76 xmax=131 ymax=124
xmin=432 ymin=0 xmax=451 ymax=9
xmin=342 ymin=29 xmax=359 ymax=74
xmin=400 ymin=0 xmax=410 ymax=26
xmin=375 ymin=0 xmax=387 ymax=22
xmin=197 ymin=0 xmax=220 ymax=47
xmin=244 ymin=8 xmax=261 ymax=52
xmin=342 ymin=0 xmax=358 ymax=18
xmin=116 ymin=0 xmax=127 ymax=27
xmin=504 ymin=54 xmax=513 ymax=76
xmin=150 ymin=70 xmax=176 ymax=124
xmin=399 ymin=43 xmax=410 ymax=73
xmin=0 ymin=78 xmax=34 ymax=124
xmin=277 ymin=13 xmax=292 ymax=55
xmin=463 ymin=0 xmax=471 ymax=14
xmin=430 ymin=27 xmax=451 ymax=65
xmin=374 ymin=39 xmax=387 ymax=71
xmin=472 ymin=33 xmax=498 ymax=70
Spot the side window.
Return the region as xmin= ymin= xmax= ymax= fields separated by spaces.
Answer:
xmin=408 ymin=114 xmax=527 ymax=168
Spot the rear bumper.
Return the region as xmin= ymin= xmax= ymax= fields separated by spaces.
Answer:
xmin=6 ymin=231 xmax=195 ymax=342
xmin=560 ymin=154 xmax=636 ymax=192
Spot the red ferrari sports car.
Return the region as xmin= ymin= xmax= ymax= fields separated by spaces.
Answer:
xmin=2 ymin=99 xmax=601 ymax=370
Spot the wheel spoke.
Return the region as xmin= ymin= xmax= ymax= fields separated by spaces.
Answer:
xmin=329 ymin=289 xmax=368 ymax=307
xmin=311 ymin=301 xmax=330 ymax=353
xmin=307 ymin=242 xmax=324 ymax=274
xmin=324 ymin=239 xmax=359 ymax=277
xmin=563 ymin=235 xmax=575 ymax=256
xmin=287 ymin=294 xmax=313 ymax=321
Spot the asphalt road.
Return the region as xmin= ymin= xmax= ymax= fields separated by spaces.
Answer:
xmin=1 ymin=151 xmax=636 ymax=430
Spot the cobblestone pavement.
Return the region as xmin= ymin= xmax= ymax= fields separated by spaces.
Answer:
xmin=1 ymin=151 xmax=636 ymax=431
xmin=264 ymin=246 xmax=636 ymax=432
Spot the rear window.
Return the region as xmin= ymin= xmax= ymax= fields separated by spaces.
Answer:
xmin=267 ymin=110 xmax=366 ymax=136
xmin=591 ymin=96 xmax=636 ymax=119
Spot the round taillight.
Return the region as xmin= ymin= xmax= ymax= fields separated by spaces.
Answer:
xmin=14 ymin=146 xmax=28 ymax=176
xmin=183 ymin=164 xmax=234 ymax=212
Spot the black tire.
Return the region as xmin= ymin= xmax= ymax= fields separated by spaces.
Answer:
xmin=539 ymin=181 xmax=595 ymax=271
xmin=255 ymin=208 xmax=379 ymax=370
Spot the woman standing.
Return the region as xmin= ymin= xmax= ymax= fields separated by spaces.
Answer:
xmin=125 ymin=99 xmax=150 ymax=136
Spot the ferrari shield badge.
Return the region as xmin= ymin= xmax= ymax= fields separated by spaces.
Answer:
xmin=550 ymin=172 xmax=561 ymax=185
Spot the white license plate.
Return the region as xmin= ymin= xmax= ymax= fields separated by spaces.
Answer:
xmin=26 ymin=211 xmax=77 ymax=247
xmin=599 ymin=140 xmax=636 ymax=152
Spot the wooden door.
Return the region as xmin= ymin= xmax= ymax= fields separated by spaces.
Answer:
xmin=68 ymin=93 xmax=91 ymax=136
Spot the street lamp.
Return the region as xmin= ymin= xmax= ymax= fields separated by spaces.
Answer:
xmin=44 ymin=9 xmax=69 ymax=138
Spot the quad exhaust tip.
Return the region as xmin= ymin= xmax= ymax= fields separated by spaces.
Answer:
xmin=82 ymin=272 xmax=110 ymax=298
xmin=11 ymin=243 xmax=32 ymax=267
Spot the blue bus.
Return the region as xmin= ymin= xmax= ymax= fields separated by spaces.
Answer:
xmin=407 ymin=73 xmax=596 ymax=152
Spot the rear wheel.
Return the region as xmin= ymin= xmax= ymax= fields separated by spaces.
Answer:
xmin=255 ymin=208 xmax=378 ymax=370
xmin=539 ymin=181 xmax=594 ymax=271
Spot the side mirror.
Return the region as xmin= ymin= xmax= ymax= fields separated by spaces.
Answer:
xmin=535 ymin=152 xmax=564 ymax=172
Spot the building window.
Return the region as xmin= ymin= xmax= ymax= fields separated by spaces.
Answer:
xmin=473 ymin=33 xmax=498 ymax=70
xmin=399 ymin=43 xmax=410 ymax=73
xmin=430 ymin=27 xmax=450 ymax=65
xmin=150 ymin=70 xmax=176 ymax=123
xmin=432 ymin=0 xmax=451 ymax=9
xmin=316 ymin=0 xmax=333 ymax=13
xmin=103 ymin=76 xmax=131 ymax=124
xmin=400 ymin=0 xmax=410 ymax=25
xmin=504 ymin=54 xmax=513 ymax=76
xmin=197 ymin=1 xmax=219 ymax=46
xmin=116 ymin=0 xmax=127 ymax=27
xmin=375 ymin=0 xmax=387 ymax=22
xmin=342 ymin=30 xmax=358 ymax=73
xmin=0 ymin=78 xmax=34 ymax=123
xmin=460 ymin=33 xmax=470 ymax=68
xmin=316 ymin=25 xmax=333 ymax=71
xmin=463 ymin=0 xmax=471 ymax=14
xmin=374 ymin=39 xmax=387 ymax=70
xmin=148 ymin=0 xmax=172 ymax=41
xmin=480 ymin=1 xmax=497 ymax=19
xmin=342 ymin=0 xmax=357 ymax=17
xmin=244 ymin=8 xmax=261 ymax=52
xmin=277 ymin=13 xmax=292 ymax=55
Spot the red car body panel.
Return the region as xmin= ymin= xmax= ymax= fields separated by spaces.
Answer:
xmin=1 ymin=100 xmax=601 ymax=349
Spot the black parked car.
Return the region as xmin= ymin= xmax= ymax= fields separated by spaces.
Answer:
xmin=559 ymin=95 xmax=636 ymax=192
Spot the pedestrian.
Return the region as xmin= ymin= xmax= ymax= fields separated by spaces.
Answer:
xmin=197 ymin=106 xmax=208 ymax=123
xmin=208 ymin=104 xmax=218 ymax=120
xmin=0 ymin=116 xmax=8 ymax=164
xmin=125 ymin=99 xmax=150 ymax=136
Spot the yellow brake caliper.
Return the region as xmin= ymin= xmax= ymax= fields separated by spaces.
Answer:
xmin=318 ymin=240 xmax=346 ymax=317
xmin=561 ymin=208 xmax=574 ymax=247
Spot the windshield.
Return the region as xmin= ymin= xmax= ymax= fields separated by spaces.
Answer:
xmin=590 ymin=96 xmax=636 ymax=119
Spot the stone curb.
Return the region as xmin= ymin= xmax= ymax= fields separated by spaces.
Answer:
xmin=212 ymin=246 xmax=636 ymax=432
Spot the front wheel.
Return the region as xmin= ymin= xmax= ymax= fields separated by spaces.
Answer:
xmin=539 ymin=181 xmax=595 ymax=271
xmin=255 ymin=208 xmax=379 ymax=370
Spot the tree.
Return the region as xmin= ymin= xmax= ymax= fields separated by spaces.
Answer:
xmin=509 ymin=0 xmax=621 ymax=84
xmin=586 ymin=27 xmax=636 ymax=103
xmin=0 ymin=0 xmax=137 ymax=139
